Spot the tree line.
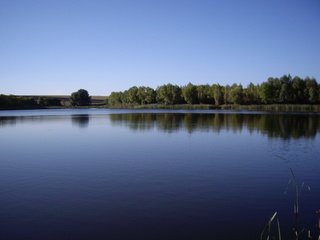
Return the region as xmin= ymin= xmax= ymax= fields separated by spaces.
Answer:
xmin=107 ymin=75 xmax=319 ymax=106
xmin=0 ymin=89 xmax=91 ymax=109
xmin=1 ymin=76 xmax=319 ymax=109
xmin=0 ymin=95 xmax=39 ymax=109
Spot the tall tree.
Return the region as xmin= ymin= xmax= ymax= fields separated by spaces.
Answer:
xmin=243 ymin=83 xmax=260 ymax=104
xmin=71 ymin=89 xmax=91 ymax=106
xmin=137 ymin=87 xmax=156 ymax=104
xmin=279 ymin=75 xmax=292 ymax=103
xmin=108 ymin=92 xmax=123 ymax=105
xmin=305 ymin=77 xmax=318 ymax=103
xmin=156 ymin=84 xmax=183 ymax=105
xmin=127 ymin=86 xmax=139 ymax=104
xmin=211 ymin=84 xmax=223 ymax=105
xmin=229 ymin=84 xmax=243 ymax=104
xmin=224 ymin=85 xmax=231 ymax=104
xmin=292 ymin=76 xmax=306 ymax=103
xmin=259 ymin=78 xmax=280 ymax=104
xmin=182 ymin=83 xmax=198 ymax=104
xmin=197 ymin=84 xmax=213 ymax=104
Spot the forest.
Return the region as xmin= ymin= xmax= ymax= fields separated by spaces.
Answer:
xmin=107 ymin=75 xmax=319 ymax=106
xmin=1 ymin=75 xmax=319 ymax=109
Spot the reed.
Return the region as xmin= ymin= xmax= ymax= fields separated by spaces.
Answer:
xmin=260 ymin=212 xmax=281 ymax=240
xmin=261 ymin=168 xmax=318 ymax=240
xmin=289 ymin=168 xmax=300 ymax=216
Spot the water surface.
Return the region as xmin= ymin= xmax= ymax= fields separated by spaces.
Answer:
xmin=1 ymin=109 xmax=320 ymax=239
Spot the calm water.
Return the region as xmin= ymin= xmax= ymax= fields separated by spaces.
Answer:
xmin=1 ymin=109 xmax=320 ymax=240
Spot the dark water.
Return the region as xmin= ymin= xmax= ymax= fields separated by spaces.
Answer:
xmin=0 ymin=109 xmax=320 ymax=240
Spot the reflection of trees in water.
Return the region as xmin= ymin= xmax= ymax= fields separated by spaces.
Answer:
xmin=0 ymin=116 xmax=71 ymax=127
xmin=0 ymin=115 xmax=90 ymax=128
xmin=110 ymin=113 xmax=156 ymax=131
xmin=0 ymin=116 xmax=18 ymax=127
xmin=71 ymin=115 xmax=90 ymax=128
xmin=1 ymin=113 xmax=319 ymax=139
xmin=258 ymin=114 xmax=320 ymax=139
xmin=109 ymin=113 xmax=320 ymax=139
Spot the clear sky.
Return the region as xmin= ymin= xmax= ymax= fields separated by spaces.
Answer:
xmin=1 ymin=0 xmax=319 ymax=95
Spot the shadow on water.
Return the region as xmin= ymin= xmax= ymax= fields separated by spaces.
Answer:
xmin=71 ymin=114 xmax=90 ymax=128
xmin=109 ymin=113 xmax=320 ymax=139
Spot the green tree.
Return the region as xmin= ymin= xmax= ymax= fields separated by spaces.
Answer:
xmin=121 ymin=90 xmax=129 ymax=104
xmin=292 ymin=76 xmax=306 ymax=103
xmin=279 ymin=75 xmax=292 ymax=103
xmin=211 ymin=84 xmax=223 ymax=105
xmin=38 ymin=97 xmax=61 ymax=106
xmin=137 ymin=87 xmax=156 ymax=104
xmin=0 ymin=95 xmax=38 ymax=108
xmin=108 ymin=92 xmax=123 ymax=105
xmin=229 ymin=84 xmax=243 ymax=104
xmin=279 ymin=83 xmax=290 ymax=103
xmin=259 ymin=78 xmax=279 ymax=104
xmin=156 ymin=84 xmax=183 ymax=105
xmin=305 ymin=77 xmax=318 ymax=103
xmin=71 ymin=89 xmax=91 ymax=106
xmin=243 ymin=83 xmax=260 ymax=104
xmin=197 ymin=85 xmax=213 ymax=104
xmin=182 ymin=83 xmax=198 ymax=104
xmin=224 ymin=85 xmax=231 ymax=104
xmin=127 ymin=86 xmax=139 ymax=104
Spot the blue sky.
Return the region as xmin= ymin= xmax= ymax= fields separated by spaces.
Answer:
xmin=1 ymin=0 xmax=319 ymax=95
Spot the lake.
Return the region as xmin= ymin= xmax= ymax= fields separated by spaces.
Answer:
xmin=1 ymin=109 xmax=320 ymax=240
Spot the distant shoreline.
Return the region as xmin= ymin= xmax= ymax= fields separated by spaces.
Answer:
xmin=1 ymin=104 xmax=320 ymax=113
xmin=108 ymin=104 xmax=320 ymax=113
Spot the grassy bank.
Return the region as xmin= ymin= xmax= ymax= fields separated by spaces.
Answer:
xmin=106 ymin=104 xmax=320 ymax=112
xmin=2 ymin=103 xmax=320 ymax=112
xmin=222 ymin=104 xmax=320 ymax=112
xmin=107 ymin=104 xmax=218 ymax=110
